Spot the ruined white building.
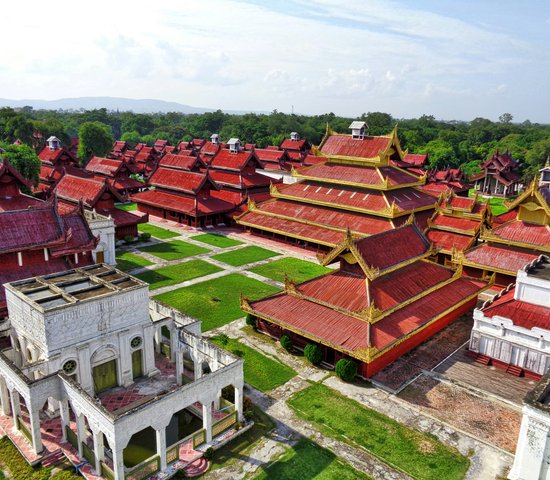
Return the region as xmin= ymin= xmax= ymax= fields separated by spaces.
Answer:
xmin=0 ymin=265 xmax=244 ymax=479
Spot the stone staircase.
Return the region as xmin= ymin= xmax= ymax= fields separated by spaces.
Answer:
xmin=41 ymin=449 xmax=66 ymax=468
xmin=474 ymin=354 xmax=491 ymax=365
xmin=506 ymin=364 xmax=523 ymax=377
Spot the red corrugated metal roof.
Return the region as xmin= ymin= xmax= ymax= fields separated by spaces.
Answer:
xmin=54 ymin=174 xmax=115 ymax=207
xmin=85 ymin=156 xmax=122 ymax=176
xmin=464 ymin=244 xmax=539 ymax=273
xmin=448 ymin=196 xmax=475 ymax=210
xmin=403 ymin=153 xmax=427 ymax=166
xmin=320 ymin=134 xmax=391 ymax=158
xmin=132 ymin=189 xmax=234 ymax=215
xmin=159 ymin=154 xmax=200 ymax=171
xmin=210 ymin=170 xmax=272 ymax=188
xmin=354 ymin=224 xmax=429 ymax=270
xmin=492 ymin=220 xmax=550 ymax=247
xmin=482 ymin=289 xmax=550 ymax=330
xmin=432 ymin=214 xmax=480 ymax=232
xmin=426 ymin=230 xmax=474 ymax=251
xmin=199 ymin=142 xmax=221 ymax=156
xmin=254 ymin=148 xmax=286 ymax=162
xmin=280 ymin=138 xmax=307 ymax=151
xmin=210 ymin=149 xmax=257 ymax=171
xmin=148 ymin=168 xmax=210 ymax=194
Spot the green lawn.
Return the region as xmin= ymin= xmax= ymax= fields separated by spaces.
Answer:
xmin=116 ymin=251 xmax=154 ymax=272
xmin=190 ymin=233 xmax=243 ymax=248
xmin=154 ymin=273 xmax=280 ymax=331
xmin=254 ymin=438 xmax=372 ymax=480
xmin=139 ymin=240 xmax=209 ymax=261
xmin=209 ymin=405 xmax=275 ymax=473
xmin=212 ymin=246 xmax=279 ymax=266
xmin=137 ymin=223 xmax=180 ymax=239
xmin=134 ymin=260 xmax=222 ymax=290
xmin=211 ymin=335 xmax=296 ymax=392
xmin=249 ymin=257 xmax=331 ymax=284
xmin=116 ymin=202 xmax=137 ymax=211
xmin=489 ymin=196 xmax=509 ymax=216
xmin=288 ymin=383 xmax=469 ymax=480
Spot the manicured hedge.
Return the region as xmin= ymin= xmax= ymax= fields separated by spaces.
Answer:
xmin=304 ymin=343 xmax=323 ymax=365
xmin=335 ymin=358 xmax=357 ymax=382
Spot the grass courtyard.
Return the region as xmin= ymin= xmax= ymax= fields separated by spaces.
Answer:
xmin=212 ymin=246 xmax=279 ymax=266
xmin=134 ymin=260 xmax=222 ymax=289
xmin=140 ymin=240 xmax=210 ymax=261
xmin=154 ymin=273 xmax=280 ymax=331
xmin=288 ymin=383 xmax=469 ymax=480
xmin=137 ymin=223 xmax=180 ymax=239
xmin=115 ymin=251 xmax=153 ymax=272
xmin=116 ymin=202 xmax=137 ymax=211
xmin=190 ymin=233 xmax=243 ymax=248
xmin=249 ymin=257 xmax=331 ymax=284
xmin=210 ymin=335 xmax=296 ymax=392
xmin=254 ymin=438 xmax=372 ymax=480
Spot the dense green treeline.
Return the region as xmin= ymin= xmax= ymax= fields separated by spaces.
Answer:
xmin=0 ymin=106 xmax=548 ymax=182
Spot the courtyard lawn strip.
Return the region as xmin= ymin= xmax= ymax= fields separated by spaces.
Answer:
xmin=139 ymin=240 xmax=209 ymax=261
xmin=249 ymin=257 xmax=331 ymax=284
xmin=116 ymin=202 xmax=137 ymax=211
xmin=209 ymin=405 xmax=275 ymax=473
xmin=211 ymin=246 xmax=278 ymax=267
xmin=254 ymin=437 xmax=372 ymax=480
xmin=288 ymin=383 xmax=469 ymax=480
xmin=137 ymin=223 xmax=180 ymax=239
xmin=154 ymin=273 xmax=280 ymax=331
xmin=489 ymin=196 xmax=509 ymax=216
xmin=190 ymin=233 xmax=243 ymax=248
xmin=210 ymin=335 xmax=296 ymax=392
xmin=134 ymin=260 xmax=223 ymax=290
xmin=115 ymin=251 xmax=154 ymax=272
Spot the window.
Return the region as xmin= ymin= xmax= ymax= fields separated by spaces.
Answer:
xmin=63 ymin=360 xmax=77 ymax=375
xmin=130 ymin=336 xmax=143 ymax=349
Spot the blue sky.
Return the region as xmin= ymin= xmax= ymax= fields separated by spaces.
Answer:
xmin=1 ymin=0 xmax=548 ymax=122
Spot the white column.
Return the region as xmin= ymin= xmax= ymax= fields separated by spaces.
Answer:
xmin=75 ymin=414 xmax=85 ymax=458
xmin=202 ymin=401 xmax=213 ymax=443
xmin=59 ymin=400 xmax=70 ymax=442
xmin=214 ymin=389 xmax=222 ymax=410
xmin=156 ymin=427 xmax=167 ymax=471
xmin=194 ymin=356 xmax=202 ymax=380
xmin=10 ymin=391 xmax=21 ymax=428
xmin=92 ymin=429 xmax=105 ymax=476
xmin=28 ymin=407 xmax=43 ymax=454
xmin=143 ymin=324 xmax=157 ymax=376
xmin=154 ymin=327 xmax=161 ymax=354
xmin=235 ymin=383 xmax=244 ymax=422
xmin=0 ymin=377 xmax=10 ymax=416
xmin=111 ymin=444 xmax=125 ymax=480
xmin=175 ymin=353 xmax=183 ymax=386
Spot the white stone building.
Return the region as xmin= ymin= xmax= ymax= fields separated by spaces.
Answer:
xmin=85 ymin=210 xmax=116 ymax=266
xmin=469 ymin=255 xmax=550 ymax=379
xmin=0 ymin=265 xmax=244 ymax=479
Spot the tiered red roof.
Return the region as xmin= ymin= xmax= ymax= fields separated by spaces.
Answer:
xmin=244 ymin=224 xmax=487 ymax=376
xmin=159 ymin=154 xmax=203 ymax=171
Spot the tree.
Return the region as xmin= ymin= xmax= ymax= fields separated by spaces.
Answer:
xmin=304 ymin=344 xmax=322 ymax=365
xmin=499 ymin=113 xmax=513 ymax=124
xmin=0 ymin=141 xmax=40 ymax=186
xmin=77 ymin=121 xmax=113 ymax=163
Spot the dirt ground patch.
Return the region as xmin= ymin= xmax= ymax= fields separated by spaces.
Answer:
xmin=399 ymin=375 xmax=520 ymax=453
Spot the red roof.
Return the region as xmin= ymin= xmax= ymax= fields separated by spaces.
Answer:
xmin=254 ymin=148 xmax=287 ymax=163
xmin=132 ymin=189 xmax=234 ymax=216
xmin=210 ymin=149 xmax=259 ymax=171
xmin=426 ymin=230 xmax=474 ymax=252
xmin=199 ymin=142 xmax=221 ymax=156
xmin=464 ymin=244 xmax=540 ymax=273
xmin=432 ymin=214 xmax=480 ymax=232
xmin=54 ymin=174 xmax=123 ymax=206
xmin=135 ymin=147 xmax=154 ymax=162
xmin=209 ymin=170 xmax=272 ymax=189
xmin=159 ymin=154 xmax=201 ymax=171
xmin=148 ymin=168 xmax=213 ymax=194
xmin=112 ymin=177 xmax=144 ymax=191
xmin=280 ymin=138 xmax=307 ymax=151
xmin=491 ymin=220 xmax=550 ymax=247
xmin=320 ymin=134 xmax=391 ymax=159
xmin=482 ymin=289 xmax=550 ymax=330
xmin=38 ymin=146 xmax=75 ymax=164
xmin=353 ymin=224 xmax=430 ymax=270
xmin=100 ymin=207 xmax=148 ymax=228
xmin=403 ymin=153 xmax=427 ymax=166
xmin=85 ymin=156 xmax=123 ymax=176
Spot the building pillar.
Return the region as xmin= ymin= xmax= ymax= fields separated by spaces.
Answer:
xmin=202 ymin=401 xmax=213 ymax=443
xmin=214 ymin=389 xmax=222 ymax=410
xmin=155 ymin=427 xmax=167 ymax=471
xmin=59 ymin=400 xmax=70 ymax=442
xmin=154 ymin=327 xmax=161 ymax=354
xmin=169 ymin=326 xmax=177 ymax=362
xmin=111 ymin=444 xmax=125 ymax=480
xmin=143 ymin=324 xmax=157 ymax=376
xmin=28 ymin=407 xmax=43 ymax=454
xmin=0 ymin=377 xmax=10 ymax=416
xmin=235 ymin=383 xmax=244 ymax=422
xmin=10 ymin=391 xmax=21 ymax=428
xmin=75 ymin=413 xmax=85 ymax=458
xmin=175 ymin=353 xmax=183 ymax=386
xmin=92 ymin=429 xmax=105 ymax=476
xmin=194 ymin=356 xmax=202 ymax=380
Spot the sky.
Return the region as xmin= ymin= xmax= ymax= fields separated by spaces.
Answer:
xmin=1 ymin=0 xmax=549 ymax=122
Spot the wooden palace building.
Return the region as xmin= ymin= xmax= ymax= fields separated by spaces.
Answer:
xmin=236 ymin=122 xmax=437 ymax=251
xmin=242 ymin=224 xmax=489 ymax=378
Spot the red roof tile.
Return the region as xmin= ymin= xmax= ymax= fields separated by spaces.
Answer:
xmin=353 ymin=224 xmax=430 ymax=270
xmin=210 ymin=149 xmax=258 ymax=171
xmin=54 ymin=174 xmax=122 ymax=207
xmin=482 ymin=289 xmax=550 ymax=330
xmin=426 ymin=230 xmax=474 ymax=252
xmin=280 ymin=138 xmax=307 ymax=151
xmin=210 ymin=170 xmax=272 ymax=188
xmin=464 ymin=244 xmax=539 ymax=273
xmin=491 ymin=220 xmax=550 ymax=247
xmin=320 ymin=134 xmax=391 ymax=159
xmin=403 ymin=153 xmax=427 ymax=166
xmin=432 ymin=214 xmax=480 ymax=232
xmin=254 ymin=148 xmax=287 ymax=163
xmin=199 ymin=142 xmax=221 ymax=156
xmin=148 ymin=168 xmax=211 ymax=194
xmin=85 ymin=156 xmax=123 ymax=176
xmin=159 ymin=154 xmax=201 ymax=171
xmin=132 ymin=189 xmax=234 ymax=215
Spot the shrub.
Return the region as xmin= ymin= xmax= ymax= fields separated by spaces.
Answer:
xmin=203 ymin=447 xmax=214 ymax=460
xmin=139 ymin=232 xmax=151 ymax=241
xmin=335 ymin=358 xmax=357 ymax=382
xmin=123 ymin=235 xmax=134 ymax=244
xmin=304 ymin=343 xmax=323 ymax=365
xmin=280 ymin=335 xmax=292 ymax=352
xmin=244 ymin=409 xmax=254 ymax=421
xmin=245 ymin=313 xmax=257 ymax=328
xmin=216 ymin=333 xmax=229 ymax=346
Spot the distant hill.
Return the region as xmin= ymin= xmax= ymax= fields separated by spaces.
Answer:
xmin=0 ymin=96 xmax=256 ymax=114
